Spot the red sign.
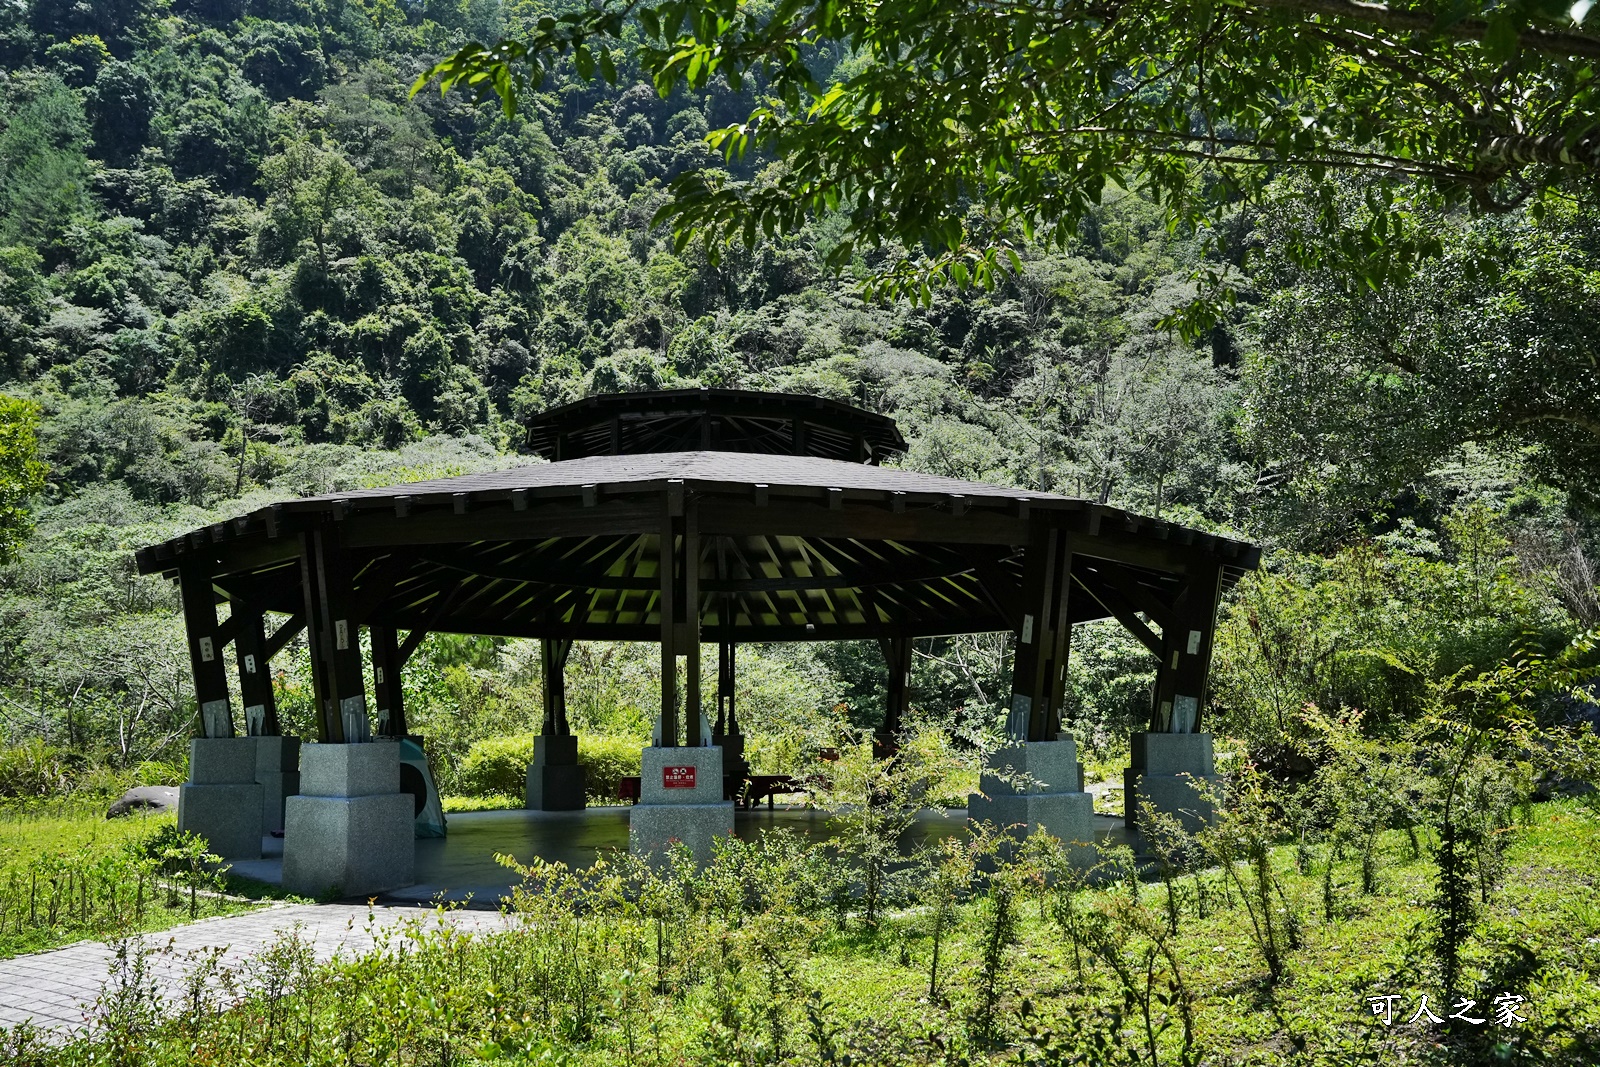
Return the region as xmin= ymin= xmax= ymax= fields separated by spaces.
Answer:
xmin=662 ymin=765 xmax=697 ymax=789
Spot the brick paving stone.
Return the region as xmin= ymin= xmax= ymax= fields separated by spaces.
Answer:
xmin=0 ymin=903 xmax=513 ymax=1045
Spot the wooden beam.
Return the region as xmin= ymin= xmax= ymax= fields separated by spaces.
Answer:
xmin=263 ymin=615 xmax=305 ymax=660
xmin=683 ymin=499 xmax=702 ymax=747
xmin=1090 ymin=562 xmax=1179 ymax=631
xmin=179 ymin=560 xmax=233 ymax=738
xmin=234 ymin=606 xmax=280 ymax=736
xmin=659 ymin=501 xmax=679 ymax=747
xmin=1073 ymin=573 xmax=1163 ymax=657
xmin=372 ymin=624 xmax=407 ymax=737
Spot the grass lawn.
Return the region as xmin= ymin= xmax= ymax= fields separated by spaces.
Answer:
xmin=7 ymin=797 xmax=1594 ymax=1065
xmin=0 ymin=798 xmax=266 ymax=958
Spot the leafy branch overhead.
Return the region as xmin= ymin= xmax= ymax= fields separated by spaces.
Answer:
xmin=418 ymin=0 xmax=1600 ymax=307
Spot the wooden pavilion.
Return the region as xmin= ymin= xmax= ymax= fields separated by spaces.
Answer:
xmin=137 ymin=389 xmax=1260 ymax=894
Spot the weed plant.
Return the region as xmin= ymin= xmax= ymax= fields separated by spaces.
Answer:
xmin=4 ymin=796 xmax=1591 ymax=1065
xmin=0 ymin=808 xmax=244 ymax=957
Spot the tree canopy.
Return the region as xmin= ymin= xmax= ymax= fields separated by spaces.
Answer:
xmin=421 ymin=0 xmax=1600 ymax=317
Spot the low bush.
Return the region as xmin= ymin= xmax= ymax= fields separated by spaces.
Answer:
xmin=578 ymin=734 xmax=643 ymax=802
xmin=0 ymin=740 xmax=75 ymax=798
xmin=455 ymin=733 xmax=642 ymax=803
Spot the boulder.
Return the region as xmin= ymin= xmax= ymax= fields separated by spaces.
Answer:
xmin=107 ymin=785 xmax=179 ymax=819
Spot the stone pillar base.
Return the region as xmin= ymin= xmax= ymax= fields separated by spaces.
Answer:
xmin=1126 ymin=732 xmax=1220 ymax=836
xmin=968 ymin=738 xmax=1095 ymax=865
xmin=283 ymin=743 xmax=414 ymax=897
xmin=179 ymin=737 xmax=263 ymax=859
xmin=629 ymin=746 xmax=734 ymax=865
xmin=716 ymin=733 xmax=749 ymax=786
xmin=283 ymin=794 xmax=415 ymax=897
xmin=525 ymin=734 xmax=587 ymax=811
xmin=253 ymin=735 xmax=300 ymax=834
xmin=628 ymin=803 xmax=736 ymax=866
xmin=178 ymin=783 xmax=263 ymax=859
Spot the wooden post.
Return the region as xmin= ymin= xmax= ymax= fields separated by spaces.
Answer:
xmin=235 ymin=606 xmax=280 ymax=736
xmin=541 ymin=638 xmax=573 ymax=736
xmin=372 ymin=624 xmax=407 ymax=737
xmin=875 ymin=635 xmax=912 ymax=755
xmin=658 ymin=491 xmax=679 ymax=747
xmin=179 ymin=561 xmax=233 ymax=738
xmin=683 ymin=497 xmax=703 ymax=747
xmin=1150 ymin=560 xmax=1223 ymax=733
xmin=1005 ymin=525 xmax=1073 ymax=742
xmin=300 ymin=527 xmax=368 ymax=743
xmin=716 ymin=639 xmax=738 ymax=738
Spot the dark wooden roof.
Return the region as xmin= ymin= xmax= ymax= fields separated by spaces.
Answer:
xmin=136 ymin=450 xmax=1261 ymax=643
xmin=525 ymin=389 xmax=907 ymax=464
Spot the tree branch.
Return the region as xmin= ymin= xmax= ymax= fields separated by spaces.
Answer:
xmin=1243 ymin=0 xmax=1600 ymax=60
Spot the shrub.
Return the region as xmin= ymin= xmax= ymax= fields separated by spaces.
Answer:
xmin=456 ymin=733 xmax=642 ymax=803
xmin=578 ymin=734 xmax=642 ymax=802
xmin=0 ymin=740 xmax=73 ymax=797
xmin=456 ymin=734 xmax=537 ymax=797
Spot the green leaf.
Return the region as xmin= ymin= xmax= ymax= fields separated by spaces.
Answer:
xmin=1483 ymin=14 xmax=1520 ymax=62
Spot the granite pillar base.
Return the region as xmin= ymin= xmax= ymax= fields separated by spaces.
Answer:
xmin=968 ymin=738 xmax=1095 ymax=866
xmin=282 ymin=743 xmax=414 ymax=897
xmin=177 ymin=783 xmax=263 ymax=859
xmin=525 ymin=734 xmax=587 ymax=811
xmin=1125 ymin=732 xmax=1221 ymax=836
xmin=629 ymin=746 xmax=735 ymax=866
xmin=253 ymin=735 xmax=300 ymax=834
xmin=178 ymin=737 xmax=263 ymax=859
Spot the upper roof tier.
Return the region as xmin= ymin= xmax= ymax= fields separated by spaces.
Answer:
xmin=525 ymin=388 xmax=908 ymax=464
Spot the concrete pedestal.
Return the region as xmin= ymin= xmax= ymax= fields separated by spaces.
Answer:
xmin=253 ymin=735 xmax=300 ymax=834
xmin=178 ymin=738 xmax=264 ymax=859
xmin=629 ymin=746 xmax=734 ymax=866
xmin=524 ymin=734 xmax=587 ymax=811
xmin=716 ymin=734 xmax=750 ymax=786
xmin=968 ymin=738 xmax=1095 ymax=865
xmin=1125 ymin=732 xmax=1221 ymax=836
xmin=283 ymin=743 xmax=415 ymax=898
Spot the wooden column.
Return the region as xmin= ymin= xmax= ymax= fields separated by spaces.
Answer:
xmin=715 ymin=638 xmax=738 ymax=738
xmin=683 ymin=496 xmax=703 ymax=747
xmin=1149 ymin=560 xmax=1224 ymax=733
xmin=179 ymin=560 xmax=233 ymax=738
xmin=658 ymin=489 xmax=680 ymax=747
xmin=875 ymin=635 xmax=912 ymax=755
xmin=540 ymin=638 xmax=573 ymax=736
xmin=235 ymin=605 xmax=280 ymax=736
xmin=372 ymin=624 xmax=407 ymax=738
xmin=1005 ymin=525 xmax=1073 ymax=742
xmin=299 ymin=527 xmax=368 ymax=743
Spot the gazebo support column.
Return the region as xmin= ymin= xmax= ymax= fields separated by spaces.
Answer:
xmin=237 ymin=605 xmax=299 ymax=835
xmin=713 ymin=638 xmax=749 ymax=785
xmin=176 ymin=561 xmax=264 ymax=860
xmin=283 ymin=528 xmax=414 ymax=898
xmin=969 ymin=525 xmax=1094 ymax=865
xmin=632 ymin=494 xmax=733 ymax=865
xmin=1126 ymin=561 xmax=1225 ymax=837
xmin=874 ymin=636 xmax=912 ymax=758
xmin=527 ymin=638 xmax=586 ymax=810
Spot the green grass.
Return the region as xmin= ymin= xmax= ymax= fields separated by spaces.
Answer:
xmin=0 ymin=798 xmax=265 ymax=958
xmin=12 ymin=799 xmax=1595 ymax=1065
xmin=441 ymin=791 xmax=526 ymax=813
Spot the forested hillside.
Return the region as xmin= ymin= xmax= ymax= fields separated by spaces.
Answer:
xmin=0 ymin=0 xmax=1595 ymax=786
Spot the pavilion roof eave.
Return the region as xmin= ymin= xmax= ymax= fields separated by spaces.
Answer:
xmin=134 ymin=450 xmax=1262 ymax=579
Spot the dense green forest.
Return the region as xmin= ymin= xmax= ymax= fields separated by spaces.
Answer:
xmin=0 ymin=0 xmax=1595 ymax=793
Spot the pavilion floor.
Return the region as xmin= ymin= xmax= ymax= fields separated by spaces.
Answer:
xmin=227 ymin=807 xmax=1132 ymax=905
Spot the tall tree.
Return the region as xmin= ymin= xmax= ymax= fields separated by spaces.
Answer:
xmin=419 ymin=0 xmax=1600 ymax=318
xmin=0 ymin=394 xmax=46 ymax=563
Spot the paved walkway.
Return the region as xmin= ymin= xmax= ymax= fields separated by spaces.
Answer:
xmin=0 ymin=903 xmax=514 ymax=1040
